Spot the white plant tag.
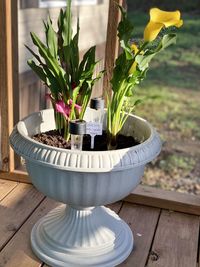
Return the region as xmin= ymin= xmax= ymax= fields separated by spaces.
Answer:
xmin=86 ymin=122 xmax=102 ymax=136
xmin=86 ymin=122 xmax=103 ymax=149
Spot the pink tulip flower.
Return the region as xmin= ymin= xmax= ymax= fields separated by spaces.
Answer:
xmin=55 ymin=100 xmax=71 ymax=119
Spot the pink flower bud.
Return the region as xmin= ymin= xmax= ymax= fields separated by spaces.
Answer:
xmin=55 ymin=100 xmax=71 ymax=118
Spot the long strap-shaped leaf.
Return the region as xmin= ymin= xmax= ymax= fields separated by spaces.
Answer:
xmin=27 ymin=59 xmax=48 ymax=84
xmin=45 ymin=16 xmax=58 ymax=59
xmin=30 ymin=32 xmax=66 ymax=92
xmin=62 ymin=0 xmax=72 ymax=46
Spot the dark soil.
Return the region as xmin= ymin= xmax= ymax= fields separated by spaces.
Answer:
xmin=32 ymin=130 xmax=139 ymax=151
xmin=83 ymin=131 xmax=139 ymax=151
xmin=33 ymin=130 xmax=71 ymax=149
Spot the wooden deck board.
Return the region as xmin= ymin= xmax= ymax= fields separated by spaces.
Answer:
xmin=118 ymin=202 xmax=160 ymax=267
xmin=0 ymin=179 xmax=199 ymax=267
xmin=126 ymin=185 xmax=200 ymax=215
xmin=0 ymin=179 xmax=18 ymax=201
xmin=147 ymin=210 xmax=200 ymax=267
xmin=0 ymin=198 xmax=58 ymax=267
xmin=0 ymin=183 xmax=44 ymax=251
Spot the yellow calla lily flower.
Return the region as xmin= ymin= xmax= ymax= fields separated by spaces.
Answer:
xmin=129 ymin=44 xmax=139 ymax=74
xmin=129 ymin=61 xmax=137 ymax=74
xmin=144 ymin=8 xmax=183 ymax=42
xmin=130 ymin=43 xmax=139 ymax=54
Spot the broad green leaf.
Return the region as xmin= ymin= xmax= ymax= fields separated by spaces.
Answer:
xmin=120 ymin=40 xmax=132 ymax=60
xmin=159 ymin=33 xmax=177 ymax=51
xmin=117 ymin=5 xmax=134 ymax=43
xmin=135 ymin=53 xmax=155 ymax=70
xmin=136 ymin=34 xmax=177 ymax=70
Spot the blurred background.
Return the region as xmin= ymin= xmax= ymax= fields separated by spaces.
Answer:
xmin=127 ymin=0 xmax=200 ymax=194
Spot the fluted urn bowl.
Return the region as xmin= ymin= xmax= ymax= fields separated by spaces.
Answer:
xmin=10 ymin=108 xmax=161 ymax=267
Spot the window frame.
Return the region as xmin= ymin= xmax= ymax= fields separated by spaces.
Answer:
xmin=20 ymin=0 xmax=102 ymax=9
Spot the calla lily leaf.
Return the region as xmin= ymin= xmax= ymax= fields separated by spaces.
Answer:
xmin=135 ymin=52 xmax=154 ymax=70
xmin=158 ymin=33 xmax=177 ymax=50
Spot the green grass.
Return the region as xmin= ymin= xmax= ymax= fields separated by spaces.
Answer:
xmin=159 ymin=155 xmax=196 ymax=173
xmin=127 ymin=10 xmax=200 ymax=193
xmin=128 ymin=11 xmax=200 ymax=141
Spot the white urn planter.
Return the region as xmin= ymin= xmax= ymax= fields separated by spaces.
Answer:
xmin=10 ymin=108 xmax=161 ymax=267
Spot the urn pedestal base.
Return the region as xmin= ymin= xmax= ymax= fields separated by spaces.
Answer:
xmin=31 ymin=205 xmax=133 ymax=267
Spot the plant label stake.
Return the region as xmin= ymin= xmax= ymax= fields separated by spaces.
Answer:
xmin=88 ymin=98 xmax=104 ymax=149
xmin=69 ymin=120 xmax=86 ymax=151
xmin=86 ymin=122 xmax=103 ymax=149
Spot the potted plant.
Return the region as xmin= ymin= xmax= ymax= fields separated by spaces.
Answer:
xmin=10 ymin=2 xmax=182 ymax=266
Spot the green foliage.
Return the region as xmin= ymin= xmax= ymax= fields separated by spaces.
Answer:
xmin=159 ymin=155 xmax=195 ymax=173
xmin=135 ymin=33 xmax=177 ymax=69
xmin=26 ymin=0 xmax=103 ymax=140
xmin=129 ymin=12 xmax=200 ymax=143
xmin=126 ymin=0 xmax=200 ymax=13
xmin=128 ymin=10 xmax=200 ymax=192
xmin=107 ymin=6 xmax=182 ymax=149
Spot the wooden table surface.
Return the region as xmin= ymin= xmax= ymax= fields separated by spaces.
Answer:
xmin=0 ymin=178 xmax=199 ymax=267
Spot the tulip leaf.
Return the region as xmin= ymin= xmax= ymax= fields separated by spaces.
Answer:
xmin=57 ymin=9 xmax=65 ymax=67
xmin=25 ymin=45 xmax=43 ymax=64
xmin=47 ymin=74 xmax=62 ymax=99
xmin=79 ymin=46 xmax=96 ymax=76
xmin=30 ymin=32 xmax=59 ymax=74
xmin=62 ymin=0 xmax=72 ymax=46
xmin=27 ymin=59 xmax=48 ymax=84
xmin=30 ymin=32 xmax=66 ymax=91
xmin=71 ymin=19 xmax=80 ymax=80
xmin=57 ymin=8 xmax=64 ymax=30
xmin=45 ymin=16 xmax=58 ymax=58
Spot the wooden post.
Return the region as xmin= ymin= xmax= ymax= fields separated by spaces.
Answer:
xmin=0 ymin=0 xmax=19 ymax=172
xmin=103 ymin=0 xmax=125 ymax=102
